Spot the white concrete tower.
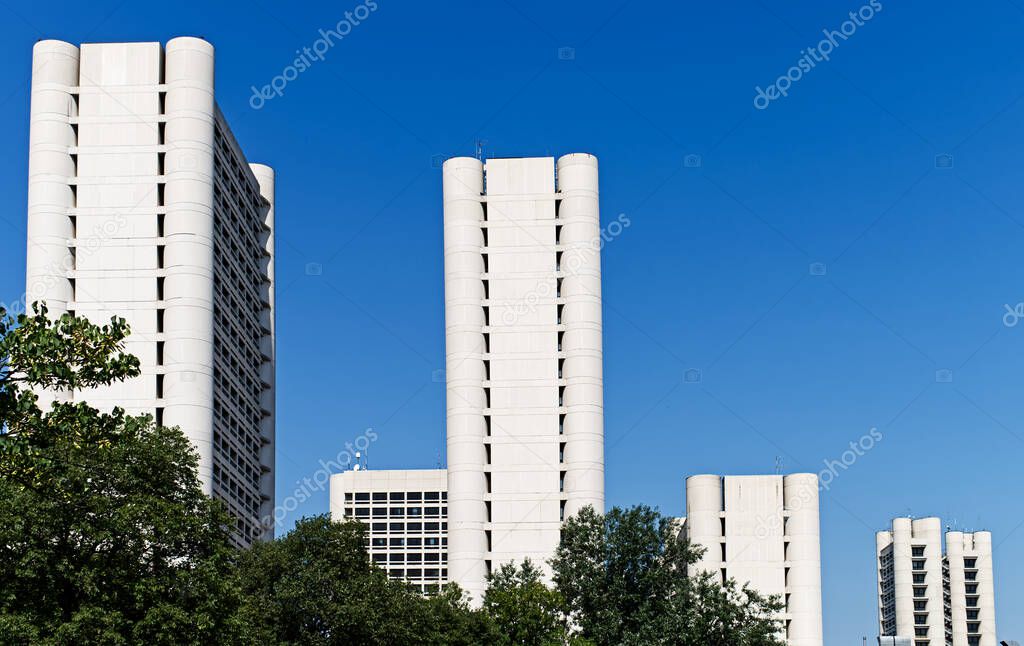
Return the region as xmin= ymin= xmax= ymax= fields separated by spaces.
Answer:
xmin=24 ymin=38 xmax=275 ymax=548
xmin=681 ymin=474 xmax=824 ymax=646
xmin=442 ymin=154 xmax=604 ymax=600
xmin=876 ymin=518 xmax=998 ymax=646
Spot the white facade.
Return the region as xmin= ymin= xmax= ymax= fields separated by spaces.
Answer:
xmin=442 ymin=154 xmax=604 ymax=600
xmin=681 ymin=474 xmax=824 ymax=646
xmin=876 ymin=517 xmax=997 ymax=646
xmin=330 ymin=469 xmax=448 ymax=593
xmin=25 ymin=38 xmax=275 ymax=547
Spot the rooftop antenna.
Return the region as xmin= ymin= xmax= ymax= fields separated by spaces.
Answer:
xmin=353 ymin=451 xmax=361 ymax=471
xmin=475 ymin=139 xmax=487 ymax=160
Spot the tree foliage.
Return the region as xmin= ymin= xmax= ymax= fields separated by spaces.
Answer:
xmin=552 ymin=505 xmax=785 ymax=646
xmin=233 ymin=515 xmax=498 ymax=645
xmin=0 ymin=305 xmax=242 ymax=645
xmin=482 ymin=559 xmax=568 ymax=646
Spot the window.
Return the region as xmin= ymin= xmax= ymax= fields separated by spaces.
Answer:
xmin=912 ymin=546 xmax=925 ymax=557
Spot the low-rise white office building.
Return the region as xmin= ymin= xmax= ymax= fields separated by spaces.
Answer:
xmin=876 ymin=517 xmax=997 ymax=646
xmin=330 ymin=469 xmax=448 ymax=593
xmin=680 ymin=474 xmax=824 ymax=646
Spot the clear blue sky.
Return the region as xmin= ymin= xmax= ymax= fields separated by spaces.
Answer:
xmin=1 ymin=0 xmax=1022 ymax=641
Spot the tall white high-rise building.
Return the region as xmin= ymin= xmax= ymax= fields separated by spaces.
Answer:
xmin=681 ymin=474 xmax=824 ymax=646
xmin=442 ymin=154 xmax=604 ymax=600
xmin=876 ymin=517 xmax=997 ymax=646
xmin=25 ymin=38 xmax=275 ymax=546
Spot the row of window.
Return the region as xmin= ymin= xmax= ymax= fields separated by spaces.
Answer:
xmin=383 ymin=568 xmax=447 ymax=580
xmin=344 ymin=506 xmax=446 ymax=519
xmin=371 ymin=521 xmax=446 ymax=534
xmin=372 ymin=553 xmax=447 ymax=564
xmin=370 ymin=537 xmax=445 ymax=547
xmin=345 ymin=491 xmax=446 ymax=502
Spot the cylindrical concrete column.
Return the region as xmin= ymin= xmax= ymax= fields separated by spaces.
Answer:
xmin=443 ymin=156 xmax=489 ymax=601
xmin=162 ymin=36 xmax=216 ymax=492
xmin=973 ymin=531 xmax=997 ymax=646
xmin=556 ymin=153 xmax=603 ymax=518
xmin=251 ymin=162 xmax=276 ymax=541
xmin=783 ymin=474 xmax=823 ymax=646
xmin=25 ymin=40 xmax=79 ymax=408
xmin=912 ymin=517 xmax=944 ymax=643
xmin=685 ymin=475 xmax=723 ymax=576
xmin=26 ymin=39 xmax=79 ymax=320
xmin=947 ymin=531 xmax=968 ymax=646
xmin=891 ymin=518 xmax=915 ymax=639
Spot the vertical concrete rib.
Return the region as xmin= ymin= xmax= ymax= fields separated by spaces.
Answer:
xmin=162 ymin=36 xmax=217 ymax=492
xmin=784 ymin=474 xmax=823 ymax=646
xmin=555 ymin=153 xmax=604 ymax=518
xmin=25 ymin=40 xmax=79 ymax=407
xmin=442 ymin=157 xmax=489 ymax=600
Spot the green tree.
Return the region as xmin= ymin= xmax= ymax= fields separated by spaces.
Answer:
xmin=0 ymin=305 xmax=243 ymax=645
xmin=233 ymin=514 xmax=498 ymax=645
xmin=483 ymin=559 xmax=568 ymax=646
xmin=552 ymin=505 xmax=784 ymax=646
